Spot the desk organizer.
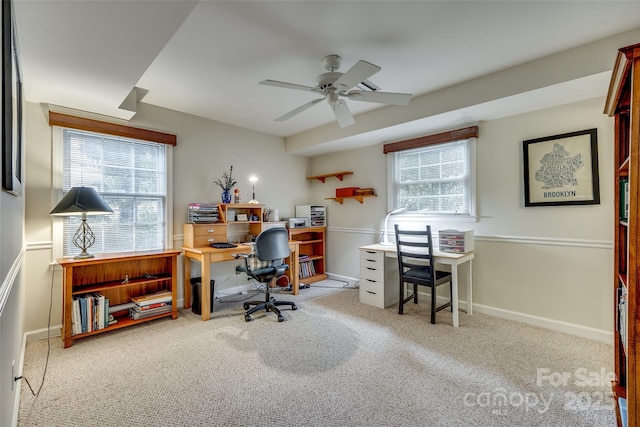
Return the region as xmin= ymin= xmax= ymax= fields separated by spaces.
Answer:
xmin=439 ymin=229 xmax=474 ymax=253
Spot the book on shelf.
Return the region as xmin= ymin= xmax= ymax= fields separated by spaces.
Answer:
xmin=130 ymin=290 xmax=172 ymax=307
xmin=619 ymin=285 xmax=628 ymax=354
xmin=619 ymin=396 xmax=628 ymax=427
xmin=138 ymin=301 xmax=170 ymax=310
xmin=299 ymin=259 xmax=316 ymax=278
xmin=79 ymin=296 xmax=88 ymax=333
xmin=72 ymin=298 xmax=81 ymax=336
xmin=129 ymin=304 xmax=172 ymax=320
xmin=620 ymin=177 xmax=629 ymax=222
xmin=72 ymin=292 xmax=109 ymax=335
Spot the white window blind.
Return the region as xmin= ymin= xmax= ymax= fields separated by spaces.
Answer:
xmin=62 ymin=129 xmax=167 ymax=255
xmin=394 ymin=139 xmax=471 ymax=215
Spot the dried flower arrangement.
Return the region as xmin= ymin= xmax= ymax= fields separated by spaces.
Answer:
xmin=214 ymin=166 xmax=237 ymax=191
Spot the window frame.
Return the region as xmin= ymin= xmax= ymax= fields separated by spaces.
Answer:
xmin=50 ymin=114 xmax=175 ymax=260
xmin=385 ymin=127 xmax=478 ymax=223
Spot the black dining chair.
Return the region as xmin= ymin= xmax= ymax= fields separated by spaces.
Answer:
xmin=394 ymin=224 xmax=452 ymax=324
xmin=235 ymin=227 xmax=297 ymax=322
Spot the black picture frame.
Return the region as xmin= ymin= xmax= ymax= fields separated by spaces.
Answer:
xmin=2 ymin=0 xmax=22 ymax=196
xmin=523 ymin=128 xmax=600 ymax=207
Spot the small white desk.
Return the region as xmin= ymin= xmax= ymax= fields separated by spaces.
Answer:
xmin=359 ymin=243 xmax=474 ymax=327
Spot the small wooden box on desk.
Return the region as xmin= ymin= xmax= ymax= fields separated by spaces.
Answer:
xmin=288 ymin=227 xmax=328 ymax=284
xmin=58 ymin=249 xmax=181 ymax=348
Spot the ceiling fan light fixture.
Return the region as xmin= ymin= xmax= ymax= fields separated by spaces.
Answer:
xmin=328 ymin=91 xmax=340 ymax=106
xmin=260 ymin=54 xmax=413 ymax=127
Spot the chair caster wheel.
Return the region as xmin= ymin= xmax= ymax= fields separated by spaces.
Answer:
xmin=243 ymin=303 xmax=249 ymax=310
xmin=278 ymin=316 xmax=284 ymax=322
xmin=292 ymin=304 xmax=298 ymax=311
xmin=245 ymin=314 xmax=252 ymax=322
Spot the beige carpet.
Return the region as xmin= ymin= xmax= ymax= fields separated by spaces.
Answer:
xmin=18 ymin=281 xmax=615 ymax=426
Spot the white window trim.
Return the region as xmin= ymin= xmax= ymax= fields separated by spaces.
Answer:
xmin=51 ymin=126 xmax=174 ymax=261
xmin=387 ymin=137 xmax=477 ymax=223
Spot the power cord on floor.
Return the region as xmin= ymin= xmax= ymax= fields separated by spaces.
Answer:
xmin=304 ymin=278 xmax=357 ymax=289
xmin=15 ymin=263 xmax=55 ymax=397
xmin=215 ymin=290 xmax=262 ymax=303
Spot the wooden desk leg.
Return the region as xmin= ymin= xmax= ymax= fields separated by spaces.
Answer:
xmin=451 ymin=265 xmax=459 ymax=328
xmin=467 ymin=260 xmax=473 ymax=316
xmin=201 ymin=255 xmax=211 ymax=321
xmin=183 ymin=255 xmax=192 ymax=309
xmin=292 ymin=246 xmax=299 ymax=295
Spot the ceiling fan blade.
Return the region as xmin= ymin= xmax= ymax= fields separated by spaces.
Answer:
xmin=275 ymin=98 xmax=325 ymax=122
xmin=333 ymin=60 xmax=381 ymax=91
xmin=346 ymin=90 xmax=412 ymax=106
xmin=332 ymin=100 xmax=355 ymax=128
xmin=260 ymin=80 xmax=320 ymax=93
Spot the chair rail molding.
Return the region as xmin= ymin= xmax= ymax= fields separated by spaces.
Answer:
xmin=0 ymin=249 xmax=24 ymax=316
xmin=326 ymin=227 xmax=612 ymax=249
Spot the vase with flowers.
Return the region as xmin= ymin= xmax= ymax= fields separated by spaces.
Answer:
xmin=214 ymin=166 xmax=237 ymax=204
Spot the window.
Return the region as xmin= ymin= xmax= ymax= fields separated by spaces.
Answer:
xmin=385 ymin=126 xmax=477 ymax=220
xmin=50 ymin=112 xmax=176 ymax=258
xmin=59 ymin=129 xmax=168 ymax=255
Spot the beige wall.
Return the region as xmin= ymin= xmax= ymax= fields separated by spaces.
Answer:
xmin=311 ymin=97 xmax=613 ymax=340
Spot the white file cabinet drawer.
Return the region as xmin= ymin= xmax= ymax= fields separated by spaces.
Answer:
xmin=359 ymin=248 xmax=399 ymax=308
xmin=360 ymin=249 xmax=383 ymax=270
xmin=359 ymin=275 xmax=385 ymax=308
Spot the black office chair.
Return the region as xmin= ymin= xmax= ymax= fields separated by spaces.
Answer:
xmin=235 ymin=227 xmax=297 ymax=322
xmin=394 ymin=224 xmax=452 ymax=324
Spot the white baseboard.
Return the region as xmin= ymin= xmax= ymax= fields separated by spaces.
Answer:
xmin=329 ymin=271 xmax=612 ymax=344
xmin=472 ymin=303 xmax=613 ymax=344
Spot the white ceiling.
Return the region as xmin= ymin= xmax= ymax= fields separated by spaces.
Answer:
xmin=13 ymin=1 xmax=640 ymax=155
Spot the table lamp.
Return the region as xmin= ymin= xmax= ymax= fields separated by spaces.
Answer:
xmin=50 ymin=186 xmax=113 ymax=258
xmin=380 ymin=207 xmax=406 ymax=246
xmin=248 ymin=175 xmax=259 ymax=204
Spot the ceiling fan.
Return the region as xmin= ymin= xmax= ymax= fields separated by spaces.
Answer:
xmin=259 ymin=55 xmax=413 ymax=128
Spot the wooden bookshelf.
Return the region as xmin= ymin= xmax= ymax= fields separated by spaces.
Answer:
xmin=605 ymin=42 xmax=640 ymax=427
xmin=288 ymin=227 xmax=327 ymax=284
xmin=58 ymin=249 xmax=181 ymax=348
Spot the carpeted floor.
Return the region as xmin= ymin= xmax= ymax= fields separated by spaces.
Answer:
xmin=18 ymin=281 xmax=615 ymax=426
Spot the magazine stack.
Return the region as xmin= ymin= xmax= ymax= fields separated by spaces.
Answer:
xmin=130 ymin=290 xmax=172 ymax=320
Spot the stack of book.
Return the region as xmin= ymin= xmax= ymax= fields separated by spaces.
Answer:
xmin=72 ymin=293 xmax=109 ymax=336
xmin=299 ymin=255 xmax=316 ymax=279
xmin=129 ymin=290 xmax=172 ymax=320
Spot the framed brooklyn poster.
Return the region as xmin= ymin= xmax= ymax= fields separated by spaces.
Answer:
xmin=523 ymin=128 xmax=599 ymax=207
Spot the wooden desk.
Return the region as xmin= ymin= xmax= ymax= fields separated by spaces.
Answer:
xmin=359 ymin=243 xmax=474 ymax=327
xmin=182 ymin=242 xmax=300 ymax=321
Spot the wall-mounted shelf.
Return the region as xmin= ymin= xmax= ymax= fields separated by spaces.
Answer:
xmin=306 ymin=171 xmax=353 ymax=183
xmin=325 ymin=195 xmax=377 ymax=204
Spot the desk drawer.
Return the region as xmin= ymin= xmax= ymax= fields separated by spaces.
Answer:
xmin=184 ymin=224 xmax=227 ymax=247
xmin=359 ymin=278 xmax=385 ymax=308
xmin=360 ymin=249 xmax=383 ymax=269
xmin=360 ymin=265 xmax=383 ymax=282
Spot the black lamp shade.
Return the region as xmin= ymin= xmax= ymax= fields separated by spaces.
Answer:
xmin=50 ymin=187 xmax=113 ymax=216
